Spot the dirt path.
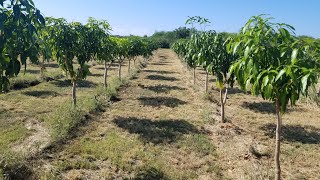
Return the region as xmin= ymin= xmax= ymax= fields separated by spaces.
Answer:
xmin=31 ymin=49 xmax=221 ymax=179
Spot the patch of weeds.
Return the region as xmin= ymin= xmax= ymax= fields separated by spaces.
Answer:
xmin=47 ymin=103 xmax=83 ymax=141
xmin=0 ymin=124 xmax=29 ymax=153
xmin=200 ymin=106 xmax=215 ymax=124
xmin=95 ymin=77 xmax=128 ymax=102
xmin=9 ymin=71 xmax=63 ymax=91
xmin=67 ymin=130 xmax=143 ymax=172
xmin=55 ymin=159 xmax=99 ymax=171
xmin=0 ymin=152 xmax=31 ymax=180
xmin=176 ymin=134 xmax=216 ymax=156
xmin=134 ymin=167 xmax=169 ymax=180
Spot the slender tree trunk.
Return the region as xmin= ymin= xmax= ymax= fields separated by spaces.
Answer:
xmin=40 ymin=57 xmax=45 ymax=77
xmin=193 ymin=67 xmax=196 ymax=85
xmin=104 ymin=61 xmax=108 ymax=89
xmin=205 ymin=71 xmax=209 ymax=93
xmin=134 ymin=58 xmax=136 ymax=65
xmin=128 ymin=59 xmax=131 ymax=73
xmin=72 ymin=80 xmax=77 ymax=107
xmin=118 ymin=63 xmax=122 ymax=80
xmin=220 ymin=87 xmax=228 ymax=123
xmin=275 ymin=99 xmax=282 ymax=180
xmin=220 ymin=88 xmax=225 ymax=123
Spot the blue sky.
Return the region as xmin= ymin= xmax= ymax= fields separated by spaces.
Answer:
xmin=33 ymin=0 xmax=320 ymax=38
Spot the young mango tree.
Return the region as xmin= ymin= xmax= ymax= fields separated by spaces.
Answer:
xmin=171 ymin=39 xmax=188 ymax=60
xmin=86 ymin=18 xmax=113 ymax=89
xmin=141 ymin=39 xmax=156 ymax=61
xmin=0 ymin=0 xmax=45 ymax=92
xmin=207 ymin=32 xmax=237 ymax=123
xmin=185 ymin=34 xmax=201 ymax=85
xmin=113 ymin=37 xmax=129 ymax=80
xmin=196 ymin=31 xmax=214 ymax=93
xmin=127 ymin=37 xmax=143 ymax=72
xmin=48 ymin=18 xmax=93 ymax=106
xmin=230 ymin=15 xmax=319 ymax=180
xmin=100 ymin=37 xmax=117 ymax=89
xmin=38 ymin=25 xmax=52 ymax=77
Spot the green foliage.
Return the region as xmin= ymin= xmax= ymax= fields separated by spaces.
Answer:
xmin=230 ymin=15 xmax=319 ymax=113
xmin=0 ymin=0 xmax=45 ymax=92
xmin=151 ymin=27 xmax=194 ymax=48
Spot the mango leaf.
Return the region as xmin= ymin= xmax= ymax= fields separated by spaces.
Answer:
xmin=275 ymin=69 xmax=286 ymax=81
xmin=301 ymin=74 xmax=310 ymax=93
xmin=291 ymin=49 xmax=298 ymax=63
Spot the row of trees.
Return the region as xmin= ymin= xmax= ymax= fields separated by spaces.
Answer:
xmin=1 ymin=0 xmax=158 ymax=106
xmin=172 ymin=15 xmax=320 ymax=180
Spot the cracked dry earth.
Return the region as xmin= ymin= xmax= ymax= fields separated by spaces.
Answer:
xmin=32 ymin=49 xmax=222 ymax=179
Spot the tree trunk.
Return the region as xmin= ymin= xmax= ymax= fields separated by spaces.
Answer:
xmin=220 ymin=88 xmax=225 ymax=123
xmin=40 ymin=57 xmax=46 ymax=78
xmin=128 ymin=59 xmax=131 ymax=73
xmin=72 ymin=80 xmax=77 ymax=107
xmin=205 ymin=71 xmax=209 ymax=93
xmin=104 ymin=61 xmax=108 ymax=89
xmin=275 ymin=99 xmax=282 ymax=180
xmin=134 ymin=58 xmax=136 ymax=65
xmin=118 ymin=63 xmax=122 ymax=80
xmin=220 ymin=87 xmax=228 ymax=123
xmin=193 ymin=68 xmax=196 ymax=85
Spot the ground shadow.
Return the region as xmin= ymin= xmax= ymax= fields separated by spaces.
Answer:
xmin=146 ymin=75 xmax=178 ymax=82
xmin=23 ymin=90 xmax=60 ymax=98
xmin=24 ymin=69 xmax=40 ymax=74
xmin=50 ymin=80 xmax=72 ymax=87
xmin=138 ymin=96 xmax=187 ymax=108
xmin=151 ymin=63 xmax=169 ymax=66
xmin=51 ymin=80 xmax=97 ymax=88
xmin=134 ymin=167 xmax=169 ymax=180
xmin=241 ymin=101 xmax=275 ymax=114
xmin=90 ymin=73 xmax=104 ymax=77
xmin=44 ymin=63 xmax=59 ymax=68
xmin=144 ymin=70 xmax=175 ymax=75
xmin=260 ymin=123 xmax=320 ymax=144
xmin=94 ymin=66 xmax=118 ymax=70
xmin=113 ymin=117 xmax=199 ymax=144
xmin=142 ymin=85 xmax=187 ymax=93
xmin=11 ymin=80 xmax=40 ymax=90
xmin=228 ymin=87 xmax=245 ymax=95
xmin=159 ymin=55 xmax=168 ymax=59
xmin=212 ymin=87 xmax=244 ymax=95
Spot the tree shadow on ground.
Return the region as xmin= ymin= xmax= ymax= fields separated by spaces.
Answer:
xmin=260 ymin=123 xmax=320 ymax=144
xmin=212 ymin=87 xmax=244 ymax=95
xmin=134 ymin=167 xmax=169 ymax=180
xmin=44 ymin=63 xmax=59 ymax=68
xmin=151 ymin=63 xmax=170 ymax=66
xmin=23 ymin=90 xmax=60 ymax=98
xmin=113 ymin=117 xmax=199 ymax=144
xmin=24 ymin=69 xmax=40 ymax=74
xmin=138 ymin=96 xmax=187 ymax=108
xmin=11 ymin=80 xmax=41 ymax=90
xmin=146 ymin=75 xmax=179 ymax=82
xmin=159 ymin=55 xmax=168 ymax=59
xmin=94 ymin=66 xmax=118 ymax=70
xmin=142 ymin=84 xmax=187 ymax=93
xmin=144 ymin=70 xmax=175 ymax=75
xmin=89 ymin=73 xmax=104 ymax=77
xmin=241 ymin=101 xmax=275 ymax=114
xmin=51 ymin=80 xmax=97 ymax=88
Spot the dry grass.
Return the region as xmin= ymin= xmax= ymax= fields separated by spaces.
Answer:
xmin=0 ymin=58 xmax=140 ymax=177
xmin=178 ymin=51 xmax=320 ymax=179
xmin=30 ymin=50 xmax=222 ymax=179
xmin=1 ymin=49 xmax=319 ymax=179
